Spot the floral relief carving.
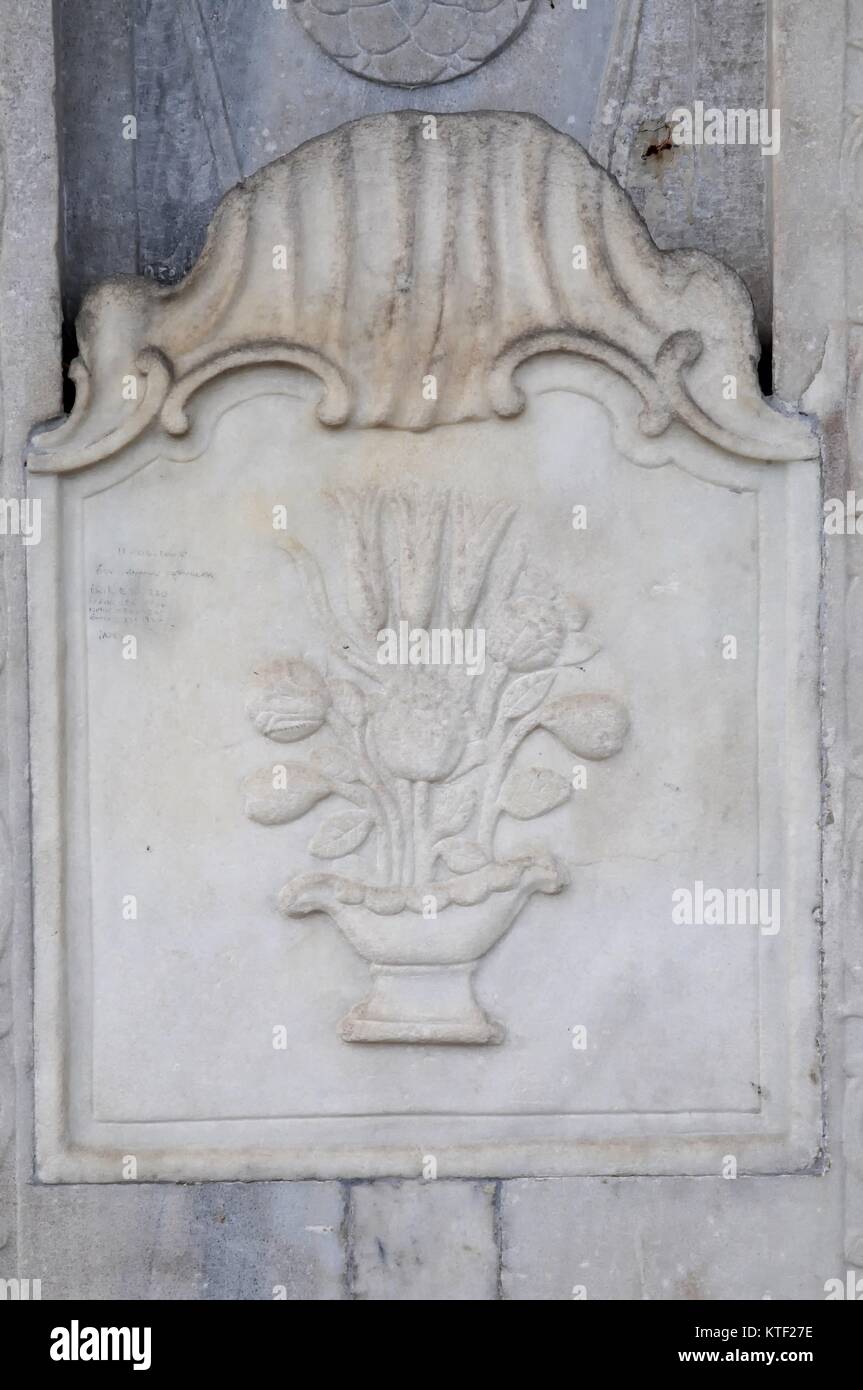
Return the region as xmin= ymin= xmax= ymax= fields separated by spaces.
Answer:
xmin=244 ymin=483 xmax=629 ymax=1043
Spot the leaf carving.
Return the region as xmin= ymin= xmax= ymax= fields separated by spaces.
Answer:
xmin=500 ymin=669 xmax=556 ymax=720
xmin=437 ymin=837 xmax=489 ymax=874
xmin=309 ymin=809 xmax=374 ymax=859
xmin=243 ymin=765 xmax=331 ymax=825
xmin=499 ymin=766 xmax=572 ymax=820
xmin=311 ymin=744 xmax=363 ymax=783
xmin=557 ymin=633 xmax=601 ymax=667
xmin=449 ymin=494 xmax=516 ymax=623
xmin=452 ymin=739 xmax=487 ymax=777
xmin=332 ymin=488 xmax=387 ymax=636
xmin=329 ymin=678 xmax=366 ymax=727
xmin=432 ymin=785 xmax=476 ymax=836
xmin=392 ymin=483 xmax=449 ymax=629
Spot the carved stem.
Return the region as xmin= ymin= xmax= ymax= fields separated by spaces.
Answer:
xmin=475 ymin=661 xmax=509 ymax=734
xmin=282 ymin=538 xmax=382 ymax=682
xmin=413 ymin=781 xmax=431 ymax=884
xmin=478 ymin=714 xmax=541 ymax=854
xmin=362 ymin=723 xmax=403 ymax=885
xmin=396 ymin=781 xmax=414 ymax=887
xmin=327 ymin=709 xmax=394 ymax=882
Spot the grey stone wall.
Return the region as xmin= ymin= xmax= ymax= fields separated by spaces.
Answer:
xmin=57 ymin=0 xmax=772 ymax=338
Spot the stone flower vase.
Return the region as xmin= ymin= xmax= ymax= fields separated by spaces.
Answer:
xmin=244 ymin=482 xmax=630 ymax=1044
xmin=279 ymin=855 xmax=567 ymax=1043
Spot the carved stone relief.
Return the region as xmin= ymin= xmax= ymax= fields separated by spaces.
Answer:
xmin=771 ymin=0 xmax=863 ymax=1276
xmin=244 ymin=483 xmax=627 ymax=1042
xmin=28 ymin=112 xmax=821 ymax=1182
xmin=28 ymin=112 xmax=813 ymax=470
xmin=290 ymin=0 xmax=534 ymax=87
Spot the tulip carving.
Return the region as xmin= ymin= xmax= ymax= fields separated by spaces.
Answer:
xmin=242 ymin=483 xmax=630 ymax=1044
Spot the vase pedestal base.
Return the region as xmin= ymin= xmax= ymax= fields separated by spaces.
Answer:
xmin=339 ymin=962 xmax=504 ymax=1044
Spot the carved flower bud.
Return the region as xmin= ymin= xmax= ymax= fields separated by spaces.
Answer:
xmin=246 ymin=659 xmax=330 ymax=743
xmin=540 ymin=693 xmax=629 ymax=759
xmin=370 ymin=673 xmax=468 ymax=782
xmin=561 ymin=592 xmax=589 ymax=632
xmin=486 ymin=596 xmax=566 ymax=671
xmin=243 ymin=764 xmax=331 ymax=825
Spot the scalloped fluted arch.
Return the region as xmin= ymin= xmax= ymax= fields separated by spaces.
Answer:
xmin=29 ymin=110 xmax=816 ymax=472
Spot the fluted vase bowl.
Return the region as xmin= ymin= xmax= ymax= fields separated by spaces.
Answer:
xmin=279 ymin=853 xmax=567 ymax=1043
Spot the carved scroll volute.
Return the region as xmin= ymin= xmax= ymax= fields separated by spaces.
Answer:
xmin=28 ymin=112 xmax=817 ymax=476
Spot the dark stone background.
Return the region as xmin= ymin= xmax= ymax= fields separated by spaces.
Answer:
xmin=56 ymin=0 xmax=771 ymax=369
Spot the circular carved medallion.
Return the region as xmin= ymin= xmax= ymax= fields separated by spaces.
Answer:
xmin=292 ymin=0 xmax=534 ymax=87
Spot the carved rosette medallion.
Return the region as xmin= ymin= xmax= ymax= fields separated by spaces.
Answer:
xmin=291 ymin=0 xmax=533 ymax=87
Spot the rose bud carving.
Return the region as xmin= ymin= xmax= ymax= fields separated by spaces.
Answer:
xmin=486 ymin=595 xmax=566 ymax=671
xmin=245 ymin=658 xmax=330 ymax=743
xmin=243 ymin=764 xmax=332 ymax=825
xmin=540 ymin=692 xmax=630 ymax=759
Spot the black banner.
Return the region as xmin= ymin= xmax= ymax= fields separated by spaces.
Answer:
xmin=3 ymin=1297 xmax=859 ymax=1374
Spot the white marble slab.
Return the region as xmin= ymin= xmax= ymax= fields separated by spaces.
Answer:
xmin=26 ymin=112 xmax=821 ymax=1179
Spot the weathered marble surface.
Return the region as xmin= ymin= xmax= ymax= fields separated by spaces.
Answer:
xmin=28 ymin=112 xmax=819 ymax=1184
xmin=773 ymin=0 xmax=863 ymax=1272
